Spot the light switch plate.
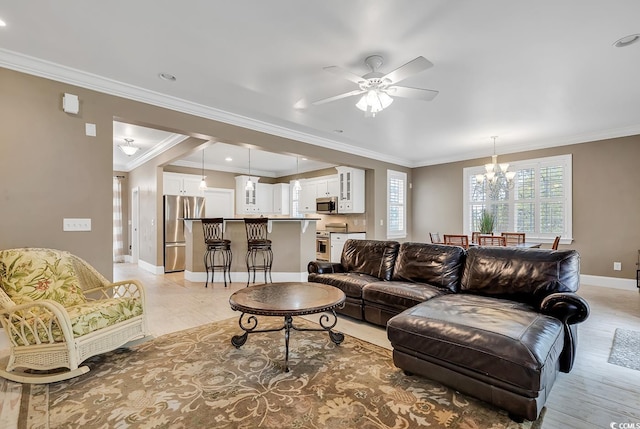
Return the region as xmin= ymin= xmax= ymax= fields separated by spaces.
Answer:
xmin=63 ymin=218 xmax=91 ymax=232
xmin=85 ymin=123 xmax=96 ymax=136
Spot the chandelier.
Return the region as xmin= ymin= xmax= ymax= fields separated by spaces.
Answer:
xmin=475 ymin=136 xmax=516 ymax=196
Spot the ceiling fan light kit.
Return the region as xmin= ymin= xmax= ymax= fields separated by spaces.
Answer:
xmin=312 ymin=54 xmax=439 ymax=117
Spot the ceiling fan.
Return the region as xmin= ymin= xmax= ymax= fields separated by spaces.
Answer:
xmin=312 ymin=55 xmax=439 ymax=117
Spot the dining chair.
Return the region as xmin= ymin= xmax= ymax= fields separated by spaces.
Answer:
xmin=501 ymin=232 xmax=526 ymax=246
xmin=551 ymin=236 xmax=561 ymax=250
xmin=429 ymin=232 xmax=442 ymax=244
xmin=471 ymin=232 xmax=480 ymax=244
xmin=443 ymin=234 xmax=469 ymax=249
xmin=478 ymin=235 xmax=506 ymax=246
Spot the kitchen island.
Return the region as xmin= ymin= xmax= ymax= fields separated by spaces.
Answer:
xmin=182 ymin=218 xmax=319 ymax=284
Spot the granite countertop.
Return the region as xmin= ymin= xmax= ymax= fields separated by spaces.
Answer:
xmin=183 ymin=217 xmax=321 ymax=221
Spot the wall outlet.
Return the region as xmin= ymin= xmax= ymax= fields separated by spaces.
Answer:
xmin=63 ymin=218 xmax=91 ymax=232
xmin=613 ymin=262 xmax=622 ymax=271
xmin=380 ymin=219 xmax=384 ymax=226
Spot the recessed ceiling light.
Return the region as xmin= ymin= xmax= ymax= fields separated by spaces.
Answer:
xmin=0 ymin=18 xmax=7 ymax=27
xmin=225 ymin=157 xmax=232 ymax=162
xmin=301 ymin=158 xmax=308 ymax=161
xmin=613 ymin=34 xmax=640 ymax=47
xmin=333 ymin=129 xmax=344 ymax=133
xmin=158 ymin=72 xmax=177 ymax=81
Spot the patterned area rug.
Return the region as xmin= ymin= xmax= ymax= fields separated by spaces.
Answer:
xmin=608 ymin=328 xmax=640 ymax=371
xmin=19 ymin=317 xmax=544 ymax=428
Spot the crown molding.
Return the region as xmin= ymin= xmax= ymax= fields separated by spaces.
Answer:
xmin=0 ymin=49 xmax=410 ymax=168
xmin=411 ymin=124 xmax=640 ymax=167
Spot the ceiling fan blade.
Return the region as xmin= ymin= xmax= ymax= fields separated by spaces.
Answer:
xmin=323 ymin=66 xmax=367 ymax=85
xmin=388 ymin=86 xmax=439 ymax=101
xmin=382 ymin=56 xmax=434 ymax=84
xmin=311 ymin=89 xmax=366 ymax=106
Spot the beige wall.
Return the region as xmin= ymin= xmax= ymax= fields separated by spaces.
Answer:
xmin=412 ymin=135 xmax=640 ymax=279
xmin=0 ymin=68 xmax=114 ymax=277
xmin=1 ymin=67 xmax=409 ymax=275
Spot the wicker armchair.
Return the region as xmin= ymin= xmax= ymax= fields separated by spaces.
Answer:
xmin=0 ymin=248 xmax=149 ymax=383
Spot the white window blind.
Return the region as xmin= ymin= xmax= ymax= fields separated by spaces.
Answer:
xmin=463 ymin=154 xmax=572 ymax=242
xmin=290 ymin=181 xmax=302 ymax=218
xmin=387 ymin=170 xmax=407 ymax=239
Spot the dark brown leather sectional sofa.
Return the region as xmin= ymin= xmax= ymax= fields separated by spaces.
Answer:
xmin=307 ymin=239 xmax=590 ymax=421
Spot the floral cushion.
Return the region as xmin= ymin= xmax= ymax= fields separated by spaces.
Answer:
xmin=11 ymin=297 xmax=143 ymax=346
xmin=0 ymin=248 xmax=86 ymax=307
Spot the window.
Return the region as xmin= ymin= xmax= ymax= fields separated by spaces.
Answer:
xmin=463 ymin=154 xmax=572 ymax=242
xmin=387 ymin=170 xmax=407 ymax=239
xmin=290 ymin=180 xmax=302 ymax=218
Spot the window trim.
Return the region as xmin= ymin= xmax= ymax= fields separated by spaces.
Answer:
xmin=387 ymin=169 xmax=407 ymax=239
xmin=463 ymin=154 xmax=572 ymax=244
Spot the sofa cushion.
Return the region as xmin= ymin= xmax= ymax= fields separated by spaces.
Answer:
xmin=387 ymin=294 xmax=564 ymax=392
xmin=11 ymin=297 xmax=143 ymax=346
xmin=341 ymin=239 xmax=400 ymax=281
xmin=307 ymin=272 xmax=379 ymax=298
xmin=0 ymin=248 xmax=87 ymax=308
xmin=363 ymin=281 xmax=450 ymax=311
xmin=392 ymin=242 xmax=466 ymax=292
xmin=461 ymin=247 xmax=580 ymax=306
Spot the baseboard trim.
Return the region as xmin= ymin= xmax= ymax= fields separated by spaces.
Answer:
xmin=184 ymin=271 xmax=308 ymax=284
xmin=138 ymin=259 xmax=165 ymax=275
xmin=581 ymin=274 xmax=638 ymax=291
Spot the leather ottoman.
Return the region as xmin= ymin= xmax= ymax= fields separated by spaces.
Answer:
xmin=387 ymin=293 xmax=565 ymax=421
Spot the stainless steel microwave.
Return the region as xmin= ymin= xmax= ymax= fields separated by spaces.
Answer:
xmin=316 ymin=196 xmax=338 ymax=214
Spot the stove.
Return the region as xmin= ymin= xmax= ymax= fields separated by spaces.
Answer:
xmin=316 ymin=223 xmax=348 ymax=260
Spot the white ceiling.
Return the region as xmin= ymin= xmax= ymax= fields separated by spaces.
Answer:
xmin=2 ymin=1 xmax=640 ymax=169
xmin=113 ymin=121 xmax=336 ymax=176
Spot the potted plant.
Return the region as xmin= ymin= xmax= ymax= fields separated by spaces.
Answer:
xmin=479 ymin=210 xmax=495 ymax=234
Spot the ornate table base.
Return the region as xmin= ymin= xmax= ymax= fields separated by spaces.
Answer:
xmin=231 ymin=311 xmax=344 ymax=372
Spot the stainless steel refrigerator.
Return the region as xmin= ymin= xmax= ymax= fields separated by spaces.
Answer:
xmin=164 ymin=195 xmax=205 ymax=272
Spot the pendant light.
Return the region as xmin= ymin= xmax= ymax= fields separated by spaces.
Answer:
xmin=199 ymin=149 xmax=207 ymax=190
xmin=245 ymin=149 xmax=254 ymax=191
xmin=293 ymin=156 xmax=302 ymax=191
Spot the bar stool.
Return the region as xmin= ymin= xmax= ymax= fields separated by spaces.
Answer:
xmin=243 ymin=217 xmax=273 ymax=286
xmin=202 ymin=218 xmax=232 ymax=288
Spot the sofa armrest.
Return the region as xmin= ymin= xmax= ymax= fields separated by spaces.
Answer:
xmin=540 ymin=292 xmax=590 ymax=325
xmin=308 ymin=261 xmax=345 ymax=274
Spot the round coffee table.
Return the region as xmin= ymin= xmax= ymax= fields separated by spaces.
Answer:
xmin=229 ymin=282 xmax=346 ymax=372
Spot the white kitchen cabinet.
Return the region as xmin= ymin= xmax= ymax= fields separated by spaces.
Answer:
xmin=256 ymin=183 xmax=273 ymax=214
xmin=235 ymin=176 xmax=278 ymax=214
xmin=330 ymin=232 xmax=366 ymax=263
xmin=163 ymin=172 xmax=204 ymax=196
xmin=298 ymin=180 xmax=317 ymax=213
xmin=336 ymin=167 xmax=365 ymax=213
xmin=316 ymin=176 xmax=339 ymax=198
xmin=272 ymin=183 xmax=290 ymax=215
xmin=298 ymin=175 xmax=339 ymax=213
xmin=235 ymin=175 xmax=260 ymax=214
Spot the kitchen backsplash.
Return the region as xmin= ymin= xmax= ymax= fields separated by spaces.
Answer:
xmin=312 ymin=214 xmax=367 ymax=232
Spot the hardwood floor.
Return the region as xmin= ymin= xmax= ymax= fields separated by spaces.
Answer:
xmin=2 ymin=264 xmax=640 ymax=428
